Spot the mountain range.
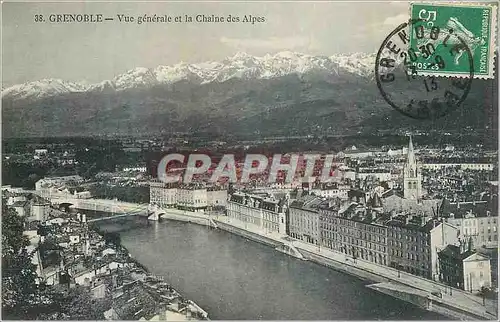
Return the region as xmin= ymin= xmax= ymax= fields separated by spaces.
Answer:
xmin=2 ymin=51 xmax=497 ymax=139
xmin=2 ymin=52 xmax=376 ymax=101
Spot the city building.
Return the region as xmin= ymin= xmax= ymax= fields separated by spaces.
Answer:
xmin=34 ymin=149 xmax=48 ymax=159
xmin=35 ymin=176 xmax=85 ymax=199
xmin=206 ymin=186 xmax=228 ymax=210
xmin=441 ymin=199 xmax=498 ymax=249
xmin=421 ymin=163 xmax=495 ymax=171
xmin=288 ymin=195 xmax=323 ymax=244
xmin=310 ymin=182 xmax=350 ymax=199
xmin=149 ymin=181 xmax=178 ymax=208
xmin=35 ymin=175 xmax=84 ymax=191
xmin=386 ymin=217 xmax=459 ymax=280
xmin=438 ymin=242 xmax=492 ymax=292
xmin=356 ymin=169 xmax=393 ymax=182
xmin=12 ymin=199 xmax=31 ymax=217
xmin=226 ymin=192 xmax=287 ymax=235
xmin=149 ymin=181 xmax=227 ymax=211
xmin=177 ymin=185 xmax=209 ymax=211
xmin=30 ymin=202 xmax=50 ymax=222
xmin=319 ymin=201 xmax=390 ymax=266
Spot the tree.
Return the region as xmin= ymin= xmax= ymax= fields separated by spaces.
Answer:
xmin=2 ymin=200 xmax=39 ymax=319
xmin=49 ymin=286 xmax=109 ymax=320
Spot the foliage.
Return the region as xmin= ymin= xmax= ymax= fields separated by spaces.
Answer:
xmin=36 ymin=286 xmax=111 ymax=320
xmin=60 ymin=286 xmax=110 ymax=320
xmin=89 ymin=183 xmax=150 ymax=203
xmin=1 ymin=200 xmax=39 ymax=319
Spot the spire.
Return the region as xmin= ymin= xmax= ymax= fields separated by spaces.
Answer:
xmin=407 ymin=135 xmax=416 ymax=166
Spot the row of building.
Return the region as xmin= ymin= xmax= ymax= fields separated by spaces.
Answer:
xmin=222 ymin=138 xmax=497 ymax=293
xmin=3 ymin=186 xmax=51 ymax=222
xmin=149 ymin=182 xmax=227 ymax=211
xmin=224 ymin=187 xmax=495 ymax=292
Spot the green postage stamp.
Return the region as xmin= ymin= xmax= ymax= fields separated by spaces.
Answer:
xmin=409 ymin=2 xmax=498 ymax=79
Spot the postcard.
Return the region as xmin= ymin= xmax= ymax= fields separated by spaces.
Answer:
xmin=2 ymin=1 xmax=498 ymax=321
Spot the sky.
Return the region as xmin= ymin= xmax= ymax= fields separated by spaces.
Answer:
xmin=2 ymin=1 xmax=410 ymax=86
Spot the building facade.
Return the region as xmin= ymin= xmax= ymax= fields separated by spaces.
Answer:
xmin=288 ymin=196 xmax=322 ymax=245
xmin=319 ymin=204 xmax=389 ymax=266
xmin=442 ymin=200 xmax=498 ymax=249
xmin=386 ymin=215 xmax=434 ymax=279
xmin=149 ymin=181 xmax=178 ymax=208
xmin=420 ymin=163 xmax=495 ymax=171
xmin=226 ymin=192 xmax=287 ymax=235
xmin=149 ymin=181 xmax=227 ymax=211
xmin=439 ymin=244 xmax=492 ymax=292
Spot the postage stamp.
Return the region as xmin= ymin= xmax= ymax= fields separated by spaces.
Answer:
xmin=409 ymin=2 xmax=498 ymax=79
xmin=375 ymin=18 xmax=473 ymax=120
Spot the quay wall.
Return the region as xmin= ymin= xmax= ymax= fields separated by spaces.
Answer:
xmin=367 ymin=284 xmax=485 ymax=320
xmin=366 ymin=284 xmax=429 ymax=309
xmin=160 ymin=211 xmax=211 ymax=227
xmin=215 ymin=221 xmax=283 ymax=248
xmin=297 ymin=248 xmax=387 ymax=284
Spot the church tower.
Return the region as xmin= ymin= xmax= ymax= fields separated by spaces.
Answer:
xmin=403 ymin=136 xmax=422 ymax=199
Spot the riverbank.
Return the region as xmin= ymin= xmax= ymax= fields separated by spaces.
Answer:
xmin=155 ymin=210 xmax=497 ymax=320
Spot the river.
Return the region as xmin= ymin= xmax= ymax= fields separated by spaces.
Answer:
xmin=94 ymin=216 xmax=449 ymax=320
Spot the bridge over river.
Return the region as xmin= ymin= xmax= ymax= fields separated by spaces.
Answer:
xmin=29 ymin=190 xmax=167 ymax=222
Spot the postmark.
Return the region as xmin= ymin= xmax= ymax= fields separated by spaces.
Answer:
xmin=375 ymin=19 xmax=474 ymax=120
xmin=409 ymin=2 xmax=497 ymax=79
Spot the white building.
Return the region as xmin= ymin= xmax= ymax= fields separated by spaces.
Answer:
xmin=439 ymin=243 xmax=492 ymax=292
xmin=357 ymin=171 xmax=393 ymax=182
xmin=150 ymin=181 xmax=178 ymax=208
xmin=177 ymin=186 xmax=208 ymax=211
xmin=310 ymin=183 xmax=350 ymax=199
xmin=289 ymin=195 xmax=323 ymax=245
xmin=30 ymin=202 xmax=50 ymax=222
xmin=442 ymin=200 xmax=498 ymax=249
xmin=34 ymin=149 xmax=48 ymax=159
xmin=227 ymin=192 xmax=287 ymax=235
xmin=420 ymin=163 xmax=495 ymax=171
xmin=149 ymin=181 xmax=227 ymax=211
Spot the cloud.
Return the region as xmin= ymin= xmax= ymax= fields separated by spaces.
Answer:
xmin=220 ymin=36 xmax=311 ymax=50
xmin=383 ymin=13 xmax=409 ymax=26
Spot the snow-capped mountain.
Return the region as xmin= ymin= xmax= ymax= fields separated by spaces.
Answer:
xmin=2 ymin=51 xmax=376 ymax=101
xmin=2 ymin=79 xmax=88 ymax=101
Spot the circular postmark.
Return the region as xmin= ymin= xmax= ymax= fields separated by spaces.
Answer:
xmin=375 ymin=19 xmax=474 ymax=120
